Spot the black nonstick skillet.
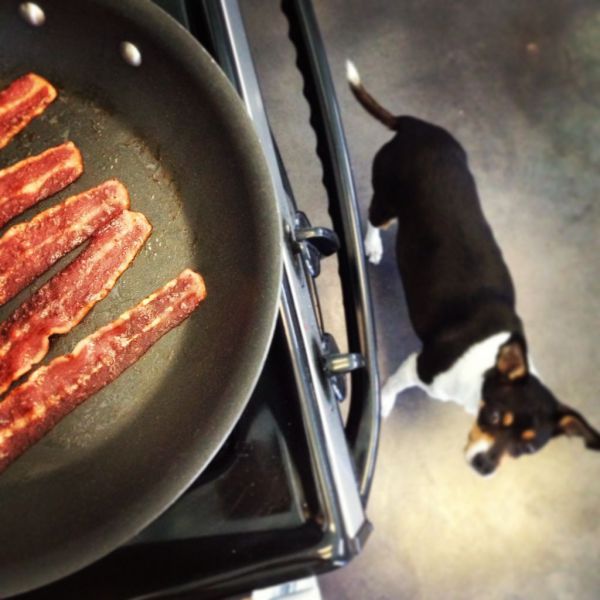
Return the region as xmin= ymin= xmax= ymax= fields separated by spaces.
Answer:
xmin=0 ymin=0 xmax=281 ymax=594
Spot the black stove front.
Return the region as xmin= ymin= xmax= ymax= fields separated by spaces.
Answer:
xmin=20 ymin=1 xmax=379 ymax=598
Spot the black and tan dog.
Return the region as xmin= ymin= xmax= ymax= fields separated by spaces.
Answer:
xmin=347 ymin=60 xmax=600 ymax=475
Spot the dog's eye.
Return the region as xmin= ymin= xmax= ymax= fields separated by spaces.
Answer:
xmin=489 ymin=411 xmax=501 ymax=425
xmin=523 ymin=443 xmax=536 ymax=454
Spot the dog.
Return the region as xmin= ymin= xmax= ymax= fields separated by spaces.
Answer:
xmin=346 ymin=60 xmax=600 ymax=476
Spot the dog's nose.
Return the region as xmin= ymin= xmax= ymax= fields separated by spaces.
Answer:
xmin=471 ymin=452 xmax=497 ymax=476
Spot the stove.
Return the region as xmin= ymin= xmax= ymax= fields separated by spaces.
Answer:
xmin=20 ymin=1 xmax=380 ymax=597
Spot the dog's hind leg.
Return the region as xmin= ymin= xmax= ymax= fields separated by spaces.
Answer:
xmin=381 ymin=352 xmax=423 ymax=417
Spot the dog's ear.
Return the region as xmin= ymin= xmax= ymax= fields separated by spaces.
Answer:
xmin=496 ymin=338 xmax=528 ymax=381
xmin=553 ymin=406 xmax=600 ymax=450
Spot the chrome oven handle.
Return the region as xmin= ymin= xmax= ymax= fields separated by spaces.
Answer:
xmin=280 ymin=0 xmax=381 ymax=505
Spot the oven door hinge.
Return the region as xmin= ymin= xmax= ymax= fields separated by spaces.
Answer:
xmin=321 ymin=332 xmax=365 ymax=403
xmin=292 ymin=210 xmax=339 ymax=277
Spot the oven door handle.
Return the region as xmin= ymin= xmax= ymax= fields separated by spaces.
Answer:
xmin=281 ymin=0 xmax=381 ymax=505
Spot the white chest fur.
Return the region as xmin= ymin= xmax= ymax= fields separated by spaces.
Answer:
xmin=425 ymin=331 xmax=511 ymax=414
xmin=380 ymin=331 xmax=512 ymax=418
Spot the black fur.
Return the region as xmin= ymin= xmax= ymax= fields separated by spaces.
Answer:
xmin=369 ymin=116 xmax=523 ymax=382
xmin=350 ymin=69 xmax=600 ymax=473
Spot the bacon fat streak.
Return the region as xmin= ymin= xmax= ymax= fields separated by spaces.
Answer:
xmin=0 ymin=179 xmax=130 ymax=306
xmin=0 ymin=74 xmax=57 ymax=150
xmin=0 ymin=142 xmax=83 ymax=228
xmin=0 ymin=269 xmax=206 ymax=473
xmin=0 ymin=210 xmax=151 ymax=395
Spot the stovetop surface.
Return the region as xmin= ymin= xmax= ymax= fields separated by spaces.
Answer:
xmin=133 ymin=321 xmax=321 ymax=544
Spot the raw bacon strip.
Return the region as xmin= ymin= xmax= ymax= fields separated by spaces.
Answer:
xmin=0 ymin=142 xmax=83 ymax=228
xmin=0 ymin=269 xmax=206 ymax=473
xmin=0 ymin=179 xmax=129 ymax=306
xmin=0 ymin=211 xmax=151 ymax=395
xmin=0 ymin=74 xmax=57 ymax=150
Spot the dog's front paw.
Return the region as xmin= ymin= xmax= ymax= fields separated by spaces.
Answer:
xmin=364 ymin=226 xmax=383 ymax=265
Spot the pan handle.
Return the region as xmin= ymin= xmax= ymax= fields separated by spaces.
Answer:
xmin=280 ymin=0 xmax=381 ymax=505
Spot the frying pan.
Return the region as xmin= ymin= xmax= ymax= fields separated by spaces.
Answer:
xmin=0 ymin=0 xmax=282 ymax=595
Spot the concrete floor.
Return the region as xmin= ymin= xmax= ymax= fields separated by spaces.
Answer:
xmin=242 ymin=1 xmax=600 ymax=599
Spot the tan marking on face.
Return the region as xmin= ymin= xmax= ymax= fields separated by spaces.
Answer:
xmin=503 ymin=412 xmax=514 ymax=427
xmin=468 ymin=423 xmax=494 ymax=443
xmin=522 ymin=429 xmax=536 ymax=441
xmin=380 ymin=219 xmax=394 ymax=230
xmin=465 ymin=423 xmax=496 ymax=461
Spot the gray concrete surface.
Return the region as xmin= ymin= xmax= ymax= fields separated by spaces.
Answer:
xmin=242 ymin=1 xmax=600 ymax=598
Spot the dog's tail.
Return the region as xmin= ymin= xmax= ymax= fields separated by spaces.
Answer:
xmin=346 ymin=60 xmax=397 ymax=130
